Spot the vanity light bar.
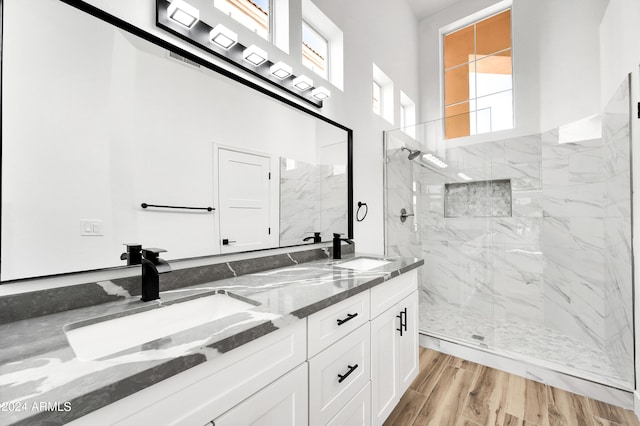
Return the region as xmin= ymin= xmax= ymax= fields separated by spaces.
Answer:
xmin=293 ymin=75 xmax=313 ymax=91
xmin=243 ymin=45 xmax=268 ymax=66
xmin=210 ymin=24 xmax=237 ymax=50
xmin=270 ymin=62 xmax=293 ymax=80
xmin=457 ymin=172 xmax=472 ymax=181
xmin=167 ymin=0 xmax=200 ymax=29
xmin=423 ymin=153 xmax=448 ymax=168
xmin=311 ymin=86 xmax=331 ymax=100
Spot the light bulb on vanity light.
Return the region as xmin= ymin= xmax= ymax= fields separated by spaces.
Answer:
xmin=242 ymin=45 xmax=268 ymax=66
xmin=311 ymin=86 xmax=331 ymax=100
xmin=209 ymin=24 xmax=237 ymax=50
xmin=292 ymin=75 xmax=313 ymax=91
xmin=270 ymin=62 xmax=292 ymax=79
xmin=167 ymin=0 xmax=200 ymax=29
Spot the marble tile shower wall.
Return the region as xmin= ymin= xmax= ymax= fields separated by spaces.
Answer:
xmin=385 ymin=148 xmax=421 ymax=259
xmin=418 ymin=79 xmax=633 ymax=383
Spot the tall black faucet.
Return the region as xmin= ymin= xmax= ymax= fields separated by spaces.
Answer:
xmin=120 ymin=243 xmax=142 ymax=266
xmin=303 ymin=232 xmax=322 ymax=243
xmin=332 ymin=233 xmax=354 ymax=260
xmin=141 ymin=248 xmax=171 ymax=302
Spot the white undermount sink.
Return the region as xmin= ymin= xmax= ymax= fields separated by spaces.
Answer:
xmin=65 ymin=293 xmax=256 ymax=361
xmin=336 ymin=257 xmax=390 ymax=271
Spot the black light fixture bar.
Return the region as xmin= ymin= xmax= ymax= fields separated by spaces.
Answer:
xmin=156 ymin=0 xmax=323 ymax=108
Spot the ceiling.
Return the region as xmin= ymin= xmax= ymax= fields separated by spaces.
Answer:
xmin=406 ymin=0 xmax=464 ymax=20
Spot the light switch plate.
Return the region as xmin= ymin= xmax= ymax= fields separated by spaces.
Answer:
xmin=80 ymin=220 xmax=104 ymax=236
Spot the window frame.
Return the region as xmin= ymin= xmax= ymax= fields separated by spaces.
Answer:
xmin=214 ymin=0 xmax=273 ymax=42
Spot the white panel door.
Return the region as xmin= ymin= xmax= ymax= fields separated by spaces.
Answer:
xmin=397 ymin=290 xmax=419 ymax=393
xmin=218 ymin=148 xmax=272 ymax=253
xmin=370 ymin=306 xmax=399 ymax=426
xmin=214 ymin=362 xmax=308 ymax=426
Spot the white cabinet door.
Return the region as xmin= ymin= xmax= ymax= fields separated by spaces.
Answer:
xmin=218 ymin=148 xmax=272 ymax=253
xmin=397 ymin=290 xmax=419 ymax=393
xmin=370 ymin=306 xmax=399 ymax=426
xmin=214 ymin=362 xmax=308 ymax=426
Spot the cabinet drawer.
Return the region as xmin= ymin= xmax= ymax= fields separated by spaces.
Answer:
xmin=214 ymin=362 xmax=308 ymax=426
xmin=370 ymin=269 xmax=417 ymax=319
xmin=327 ymin=381 xmax=371 ymax=426
xmin=309 ymin=323 xmax=371 ymax=426
xmin=307 ymin=290 xmax=369 ymax=357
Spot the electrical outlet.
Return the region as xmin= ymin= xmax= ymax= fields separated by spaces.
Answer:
xmin=80 ymin=220 xmax=104 ymax=236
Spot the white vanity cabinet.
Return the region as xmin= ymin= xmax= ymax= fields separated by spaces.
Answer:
xmin=67 ymin=268 xmax=419 ymax=426
xmin=370 ymin=271 xmax=419 ymax=426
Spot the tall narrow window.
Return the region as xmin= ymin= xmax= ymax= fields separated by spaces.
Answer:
xmin=302 ymin=21 xmax=329 ymax=79
xmin=443 ymin=9 xmax=513 ymax=139
xmin=215 ymin=0 xmax=270 ymax=40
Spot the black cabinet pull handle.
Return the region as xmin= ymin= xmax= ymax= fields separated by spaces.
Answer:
xmin=402 ymin=308 xmax=408 ymax=332
xmin=336 ymin=313 xmax=358 ymax=326
xmin=396 ymin=312 xmax=404 ymax=336
xmin=337 ymin=364 xmax=359 ymax=383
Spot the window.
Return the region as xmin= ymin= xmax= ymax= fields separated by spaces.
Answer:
xmin=372 ymin=63 xmax=394 ymax=124
xmin=302 ymin=21 xmax=329 ymax=79
xmin=302 ymin=0 xmax=344 ymax=89
xmin=400 ymin=91 xmax=416 ymax=138
xmin=372 ymin=81 xmax=382 ymax=115
xmin=443 ymin=9 xmax=513 ymax=139
xmin=215 ymin=0 xmax=270 ymax=40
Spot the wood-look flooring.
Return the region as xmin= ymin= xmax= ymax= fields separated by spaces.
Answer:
xmin=383 ymin=348 xmax=640 ymax=426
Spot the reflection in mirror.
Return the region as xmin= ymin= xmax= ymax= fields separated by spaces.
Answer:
xmin=1 ymin=0 xmax=350 ymax=281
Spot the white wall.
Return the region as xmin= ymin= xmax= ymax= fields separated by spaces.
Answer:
xmin=418 ymin=0 xmax=606 ymax=147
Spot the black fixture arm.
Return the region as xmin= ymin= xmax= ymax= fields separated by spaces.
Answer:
xmin=141 ymin=203 xmax=215 ymax=212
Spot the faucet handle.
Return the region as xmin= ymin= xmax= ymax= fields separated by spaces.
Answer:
xmin=142 ymin=248 xmax=167 ymax=264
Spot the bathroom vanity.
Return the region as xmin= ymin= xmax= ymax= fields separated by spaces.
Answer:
xmin=0 ymin=253 xmax=422 ymax=425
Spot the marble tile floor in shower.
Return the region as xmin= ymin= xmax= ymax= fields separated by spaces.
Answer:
xmin=420 ymin=303 xmax=628 ymax=387
xmin=384 ymin=348 xmax=640 ymax=426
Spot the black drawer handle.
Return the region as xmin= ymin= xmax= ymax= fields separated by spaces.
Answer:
xmin=337 ymin=364 xmax=359 ymax=383
xmin=336 ymin=312 xmax=358 ymax=326
xmin=396 ymin=308 xmax=407 ymax=336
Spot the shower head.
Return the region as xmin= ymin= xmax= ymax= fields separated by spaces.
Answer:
xmin=401 ymin=147 xmax=421 ymax=160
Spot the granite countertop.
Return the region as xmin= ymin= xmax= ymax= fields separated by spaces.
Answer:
xmin=0 ymin=253 xmax=423 ymax=425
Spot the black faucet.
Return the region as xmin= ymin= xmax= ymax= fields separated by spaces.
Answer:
xmin=332 ymin=233 xmax=354 ymax=260
xmin=120 ymin=243 xmax=142 ymax=266
xmin=141 ymin=248 xmax=171 ymax=302
xmin=303 ymin=232 xmax=322 ymax=243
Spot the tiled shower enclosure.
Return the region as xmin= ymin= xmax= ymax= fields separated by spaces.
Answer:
xmin=384 ymin=77 xmax=633 ymax=389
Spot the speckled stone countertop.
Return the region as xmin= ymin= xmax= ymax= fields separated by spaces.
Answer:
xmin=0 ymin=253 xmax=423 ymax=425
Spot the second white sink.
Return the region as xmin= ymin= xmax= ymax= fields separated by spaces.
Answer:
xmin=65 ymin=293 xmax=256 ymax=361
xmin=336 ymin=257 xmax=390 ymax=271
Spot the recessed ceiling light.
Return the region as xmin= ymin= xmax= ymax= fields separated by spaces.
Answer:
xmin=167 ymin=0 xmax=200 ymax=29
xmin=242 ymin=45 xmax=268 ymax=66
xmin=209 ymin=24 xmax=237 ymax=50
xmin=292 ymin=75 xmax=313 ymax=91
xmin=423 ymin=153 xmax=448 ymax=168
xmin=457 ymin=173 xmax=472 ymax=181
xmin=311 ymin=86 xmax=331 ymax=100
xmin=270 ymin=62 xmax=292 ymax=79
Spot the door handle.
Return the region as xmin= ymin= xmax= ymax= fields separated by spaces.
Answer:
xmin=396 ymin=308 xmax=407 ymax=336
xmin=222 ymin=239 xmax=237 ymax=245
xmin=336 ymin=313 xmax=358 ymax=326
xmin=337 ymin=364 xmax=359 ymax=383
